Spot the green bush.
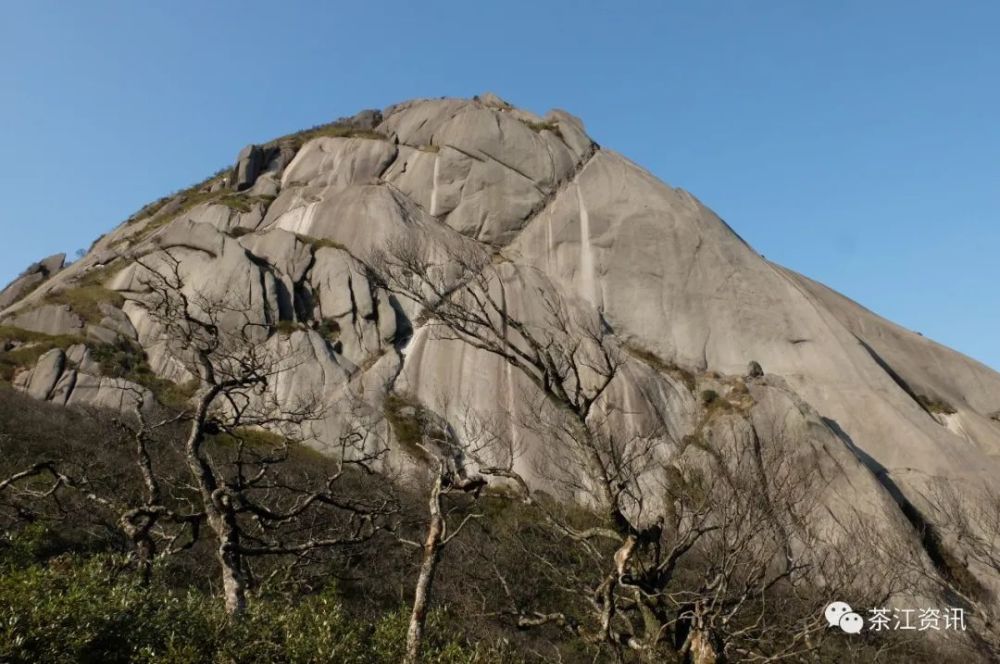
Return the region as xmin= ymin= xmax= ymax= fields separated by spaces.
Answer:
xmin=318 ymin=318 xmax=341 ymax=341
xmin=0 ymin=552 xmax=521 ymax=664
xmin=699 ymin=389 xmax=719 ymax=406
xmin=917 ymin=393 xmax=957 ymax=415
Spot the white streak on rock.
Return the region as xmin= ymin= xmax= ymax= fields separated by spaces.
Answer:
xmin=429 ymin=153 xmax=440 ymax=217
xmin=576 ymin=185 xmax=596 ymax=306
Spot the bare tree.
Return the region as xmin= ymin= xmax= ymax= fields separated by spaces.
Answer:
xmin=115 ymin=249 xmax=398 ymax=614
xmin=917 ymin=480 xmax=1000 ymax=658
xmin=0 ymin=394 xmax=203 ymax=585
xmin=370 ymin=237 xmax=915 ymax=662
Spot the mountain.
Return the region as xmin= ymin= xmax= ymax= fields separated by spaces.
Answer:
xmin=3 ymin=92 xmax=1000 ymax=600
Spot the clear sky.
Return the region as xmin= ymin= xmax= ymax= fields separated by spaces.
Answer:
xmin=1 ymin=1 xmax=997 ymax=370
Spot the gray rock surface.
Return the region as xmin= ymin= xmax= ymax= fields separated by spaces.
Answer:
xmin=25 ymin=348 xmax=65 ymax=400
xmin=3 ymin=94 xmax=1000 ymax=594
xmin=0 ymin=253 xmax=65 ymax=309
xmin=4 ymin=304 xmax=84 ymax=337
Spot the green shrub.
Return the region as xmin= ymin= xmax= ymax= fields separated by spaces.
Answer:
xmin=275 ymin=319 xmax=302 ymax=336
xmin=520 ymin=120 xmax=562 ymax=140
xmin=917 ymin=394 xmax=957 ymax=415
xmin=227 ymin=226 xmax=255 ymax=238
xmin=699 ymin=389 xmax=719 ymax=406
xmin=0 ymin=551 xmax=521 ymax=664
xmin=318 ymin=318 xmax=341 ymax=341
xmin=383 ymin=393 xmax=434 ymax=462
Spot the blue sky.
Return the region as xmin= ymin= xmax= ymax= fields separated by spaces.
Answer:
xmin=1 ymin=1 xmax=997 ymax=370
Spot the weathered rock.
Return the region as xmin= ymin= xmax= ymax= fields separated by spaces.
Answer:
xmin=234 ymin=144 xmax=269 ymax=192
xmin=26 ymin=348 xmax=65 ymax=400
xmin=65 ymin=373 xmax=150 ymax=411
xmin=38 ymin=254 xmax=66 ymax=276
xmin=341 ymin=108 xmax=382 ymax=131
xmin=86 ymin=324 xmax=119 ymax=345
xmin=4 ymin=304 xmax=84 ymax=337
xmin=9 ymin=94 xmax=1000 ymax=597
xmin=0 ymin=253 xmax=66 ymax=309
xmin=97 ymin=302 xmax=138 ymax=340
xmin=65 ymin=344 xmax=102 ymax=374
xmin=233 ymin=142 xmax=297 ymax=192
xmin=475 ymin=92 xmax=513 ymax=110
xmin=0 ymin=272 xmax=45 ymax=310
xmin=48 ymin=368 xmax=77 ymax=405
xmin=281 ymin=137 xmax=397 ymax=188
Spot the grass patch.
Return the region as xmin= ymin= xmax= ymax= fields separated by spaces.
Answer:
xmin=274 ymin=319 xmax=303 ymax=336
xmin=129 ymin=190 xmax=222 ymax=240
xmin=290 ymin=125 xmax=386 ymax=150
xmin=295 ymin=233 xmax=348 ymax=252
xmin=43 ymin=286 xmax=124 ymax=324
xmin=521 ymin=119 xmax=563 ymax=140
xmin=126 ymin=167 xmax=231 ymax=227
xmin=622 ymin=342 xmax=697 ymax=393
xmin=209 ymin=426 xmax=287 ymax=450
xmin=0 ymin=327 xmax=85 ymax=382
xmin=72 ymin=260 xmax=125 ymax=290
xmin=917 ymin=394 xmax=957 ymax=416
xmin=218 ymin=194 xmax=254 ymax=213
xmin=382 ymin=392 xmax=434 ymax=463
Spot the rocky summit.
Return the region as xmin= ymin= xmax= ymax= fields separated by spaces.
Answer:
xmin=4 ymin=92 xmax=1000 ymax=598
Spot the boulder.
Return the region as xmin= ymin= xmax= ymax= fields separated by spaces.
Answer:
xmin=0 ymin=253 xmax=66 ymax=310
xmin=25 ymin=348 xmax=65 ymax=400
xmin=281 ymin=137 xmax=397 ymax=188
xmin=66 ymin=373 xmax=150 ymax=411
xmin=234 ymin=144 xmax=269 ymax=192
xmin=4 ymin=304 xmax=84 ymax=337
xmin=233 ymin=142 xmax=297 ymax=192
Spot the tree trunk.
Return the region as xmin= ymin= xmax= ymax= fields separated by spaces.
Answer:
xmin=186 ymin=386 xmax=247 ymax=616
xmin=220 ymin=544 xmax=247 ymax=615
xmin=405 ymin=473 xmax=445 ymax=664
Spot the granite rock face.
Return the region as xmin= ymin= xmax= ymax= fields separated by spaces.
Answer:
xmin=0 ymin=253 xmax=65 ymax=310
xmin=3 ymin=93 xmax=1000 ymax=592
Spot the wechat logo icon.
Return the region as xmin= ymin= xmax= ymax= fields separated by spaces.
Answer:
xmin=825 ymin=601 xmax=864 ymax=634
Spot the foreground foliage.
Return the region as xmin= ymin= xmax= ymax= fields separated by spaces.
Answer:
xmin=0 ymin=545 xmax=521 ymax=664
